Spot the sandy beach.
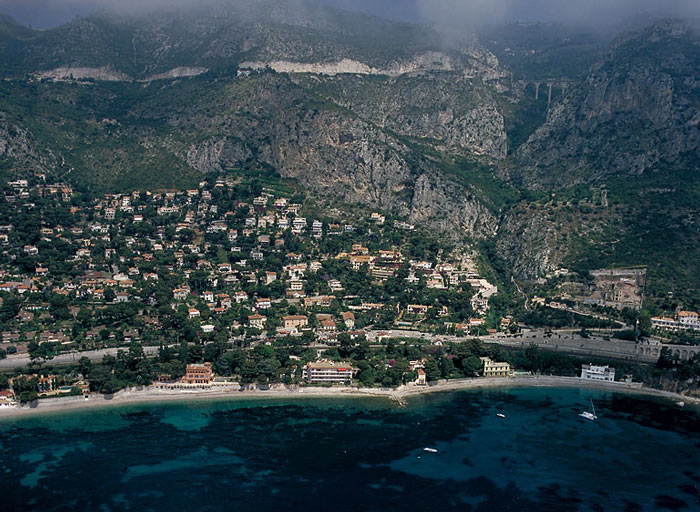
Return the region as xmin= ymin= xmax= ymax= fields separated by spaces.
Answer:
xmin=0 ymin=376 xmax=697 ymax=419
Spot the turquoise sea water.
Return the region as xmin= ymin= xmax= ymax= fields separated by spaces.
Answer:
xmin=1 ymin=387 xmax=698 ymax=511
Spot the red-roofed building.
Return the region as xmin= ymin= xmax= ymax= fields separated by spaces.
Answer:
xmin=183 ymin=363 xmax=213 ymax=384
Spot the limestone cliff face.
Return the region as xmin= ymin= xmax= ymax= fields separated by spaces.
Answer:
xmin=185 ymin=137 xmax=253 ymax=173
xmin=265 ymin=111 xmax=412 ymax=208
xmin=5 ymin=2 xmax=506 ymax=83
xmin=34 ymin=66 xmax=133 ymax=82
xmin=259 ymin=109 xmax=497 ymax=238
xmin=303 ymin=73 xmax=508 ymax=159
xmin=515 ymin=22 xmax=700 ymax=188
xmin=239 ymin=49 xmax=502 ymax=78
xmin=409 ymin=173 xmax=496 ymax=237
xmin=496 ymin=209 xmax=566 ymax=279
xmin=144 ymin=67 xmax=209 ymax=81
xmin=162 ymin=75 xmax=497 ymax=238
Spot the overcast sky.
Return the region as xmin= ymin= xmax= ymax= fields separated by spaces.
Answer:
xmin=1 ymin=0 xmax=699 ymax=29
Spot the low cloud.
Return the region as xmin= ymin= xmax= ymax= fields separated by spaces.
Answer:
xmin=2 ymin=0 xmax=700 ymax=30
xmin=415 ymin=0 xmax=700 ymax=32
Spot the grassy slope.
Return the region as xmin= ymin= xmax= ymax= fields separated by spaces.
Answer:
xmin=0 ymin=79 xmax=201 ymax=191
xmin=569 ymin=165 xmax=700 ymax=309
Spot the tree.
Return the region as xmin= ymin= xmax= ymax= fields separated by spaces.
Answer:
xmin=0 ymin=295 xmax=21 ymax=322
xmin=240 ymin=359 xmax=259 ymax=383
xmin=463 ymin=356 xmax=482 ymax=376
xmin=256 ymin=358 xmax=281 ymax=382
xmin=358 ymin=367 xmax=376 ymax=386
xmin=657 ymin=347 xmax=675 ymax=369
xmin=104 ymin=288 xmax=116 ymax=303
xmin=28 ymin=340 xmax=56 ymax=364
xmin=12 ymin=375 xmax=38 ymax=403
xmin=524 ymin=344 xmax=540 ymax=372
xmin=638 ymin=310 xmax=652 ymax=337
xmin=76 ymin=307 xmax=93 ymax=327
xmin=49 ymin=294 xmax=72 ymax=321
xmin=439 ymin=356 xmax=455 ymax=378
xmin=77 ymin=356 xmax=92 ymax=376
xmin=423 ymin=358 xmax=441 ymax=381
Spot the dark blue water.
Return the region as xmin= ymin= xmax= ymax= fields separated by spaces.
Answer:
xmin=1 ymin=387 xmax=698 ymax=511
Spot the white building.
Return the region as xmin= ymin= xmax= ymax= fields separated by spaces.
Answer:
xmin=304 ymin=361 xmax=355 ymax=384
xmin=292 ymin=217 xmax=307 ymax=232
xmin=580 ymin=364 xmax=615 ymax=382
xmin=312 ymin=220 xmax=323 ymax=237
xmin=651 ymin=311 xmax=700 ymax=331
xmin=678 ymin=311 xmax=700 ymax=330
xmin=651 ymin=316 xmax=677 ymax=330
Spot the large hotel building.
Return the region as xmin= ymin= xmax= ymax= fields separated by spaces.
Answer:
xmin=304 ymin=361 xmax=355 ymax=384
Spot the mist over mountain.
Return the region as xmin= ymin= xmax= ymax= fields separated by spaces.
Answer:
xmin=3 ymin=0 xmax=700 ymax=30
xmin=0 ymin=0 xmax=698 ymax=305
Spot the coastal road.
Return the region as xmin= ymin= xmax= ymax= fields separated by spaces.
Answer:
xmin=0 ymin=329 xmax=660 ymax=371
xmin=366 ymin=328 xmax=656 ymax=363
xmin=0 ymin=346 xmax=161 ymax=369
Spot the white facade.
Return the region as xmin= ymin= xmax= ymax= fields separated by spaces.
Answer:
xmin=652 ymin=311 xmax=700 ymax=331
xmin=678 ymin=311 xmax=700 ymax=330
xmin=581 ymin=364 xmax=615 ymax=382
xmin=304 ymin=361 xmax=354 ymax=384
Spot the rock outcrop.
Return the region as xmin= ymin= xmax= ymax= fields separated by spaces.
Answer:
xmin=144 ymin=67 xmax=209 ymax=81
xmin=515 ymin=22 xmax=700 ymax=188
xmin=240 ymin=51 xmax=460 ymax=77
xmin=34 ymin=66 xmax=132 ymax=82
xmin=0 ymin=112 xmax=56 ymax=173
xmin=496 ymin=208 xmax=567 ymax=279
xmin=259 ymin=108 xmax=497 ymax=238
xmin=185 ymin=137 xmax=253 ymax=173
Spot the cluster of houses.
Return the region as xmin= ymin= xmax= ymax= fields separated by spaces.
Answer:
xmin=577 ymin=267 xmax=646 ymax=310
xmin=1 ymin=373 xmax=89 ymax=405
xmin=0 ymin=172 xmax=501 ymax=354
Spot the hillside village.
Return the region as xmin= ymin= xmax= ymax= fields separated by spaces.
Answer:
xmin=0 ymin=172 xmax=501 ymax=345
xmin=0 ymin=171 xmax=522 ymax=400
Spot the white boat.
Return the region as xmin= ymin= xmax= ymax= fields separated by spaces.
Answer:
xmin=423 ymin=447 xmax=438 ymax=453
xmin=496 ymin=413 xmax=506 ymax=418
xmin=579 ymin=399 xmax=598 ymax=421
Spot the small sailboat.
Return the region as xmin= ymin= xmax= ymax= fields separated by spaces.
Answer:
xmin=423 ymin=447 xmax=438 ymax=453
xmin=579 ymin=399 xmax=598 ymax=421
xmin=496 ymin=413 xmax=506 ymax=418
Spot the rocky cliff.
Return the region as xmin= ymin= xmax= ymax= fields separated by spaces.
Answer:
xmin=515 ymin=21 xmax=700 ymax=188
xmin=167 ymin=75 xmax=498 ymax=238
xmin=303 ymin=73 xmax=508 ymax=158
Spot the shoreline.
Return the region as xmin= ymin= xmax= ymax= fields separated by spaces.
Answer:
xmin=0 ymin=376 xmax=697 ymax=420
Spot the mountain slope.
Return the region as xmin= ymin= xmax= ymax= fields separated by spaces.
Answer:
xmin=514 ymin=21 xmax=700 ymax=189
xmin=0 ymin=71 xmax=498 ymax=237
xmin=0 ymin=6 xmax=699 ymax=308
